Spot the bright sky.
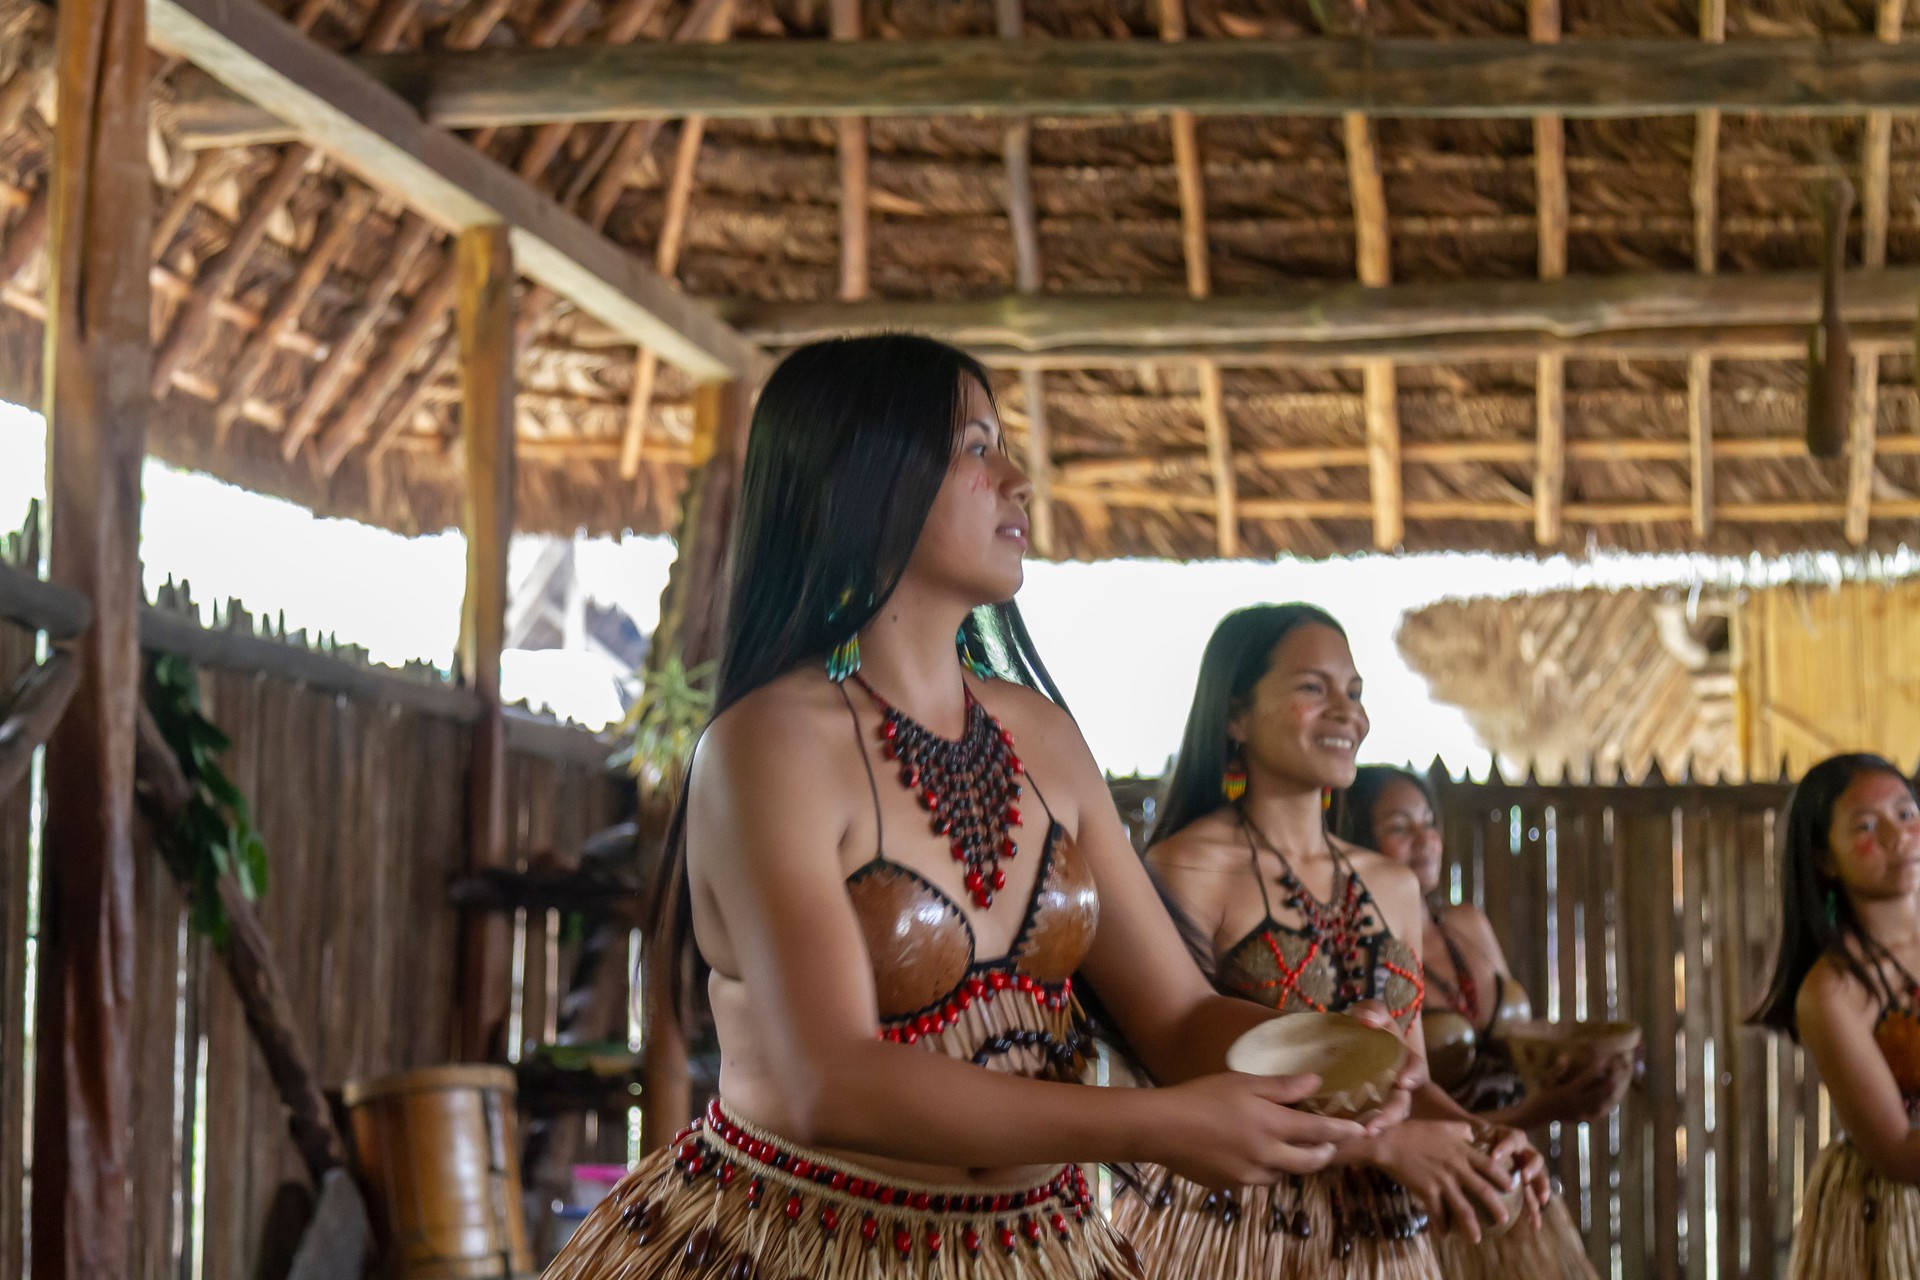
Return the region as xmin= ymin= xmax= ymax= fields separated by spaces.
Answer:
xmin=0 ymin=398 xmax=1836 ymax=777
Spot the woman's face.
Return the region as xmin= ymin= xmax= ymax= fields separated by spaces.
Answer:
xmin=1230 ymin=623 xmax=1369 ymax=792
xmin=904 ymin=377 xmax=1032 ymax=605
xmin=1825 ymin=768 xmax=1920 ymax=904
xmin=1370 ymin=777 xmax=1443 ymax=894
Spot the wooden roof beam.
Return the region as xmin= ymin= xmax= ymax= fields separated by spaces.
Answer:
xmin=1162 ymin=0 xmax=1237 ymax=558
xmin=1688 ymin=0 xmax=1725 ymax=541
xmin=167 ymin=37 xmax=1920 ymax=143
xmin=1849 ymin=0 xmax=1905 ymax=546
xmin=1000 ymin=0 xmax=1056 ymax=557
xmin=724 ymin=266 xmax=1920 ymax=363
xmin=1341 ymin=107 xmax=1400 ymax=551
xmin=148 ymin=0 xmax=759 ymax=381
xmin=1531 ymin=0 xmax=1566 ymax=548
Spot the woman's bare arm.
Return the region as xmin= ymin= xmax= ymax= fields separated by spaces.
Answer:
xmin=1799 ymin=957 xmax=1920 ymax=1184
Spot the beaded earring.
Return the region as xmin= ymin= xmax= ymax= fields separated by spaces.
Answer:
xmin=1222 ymin=745 xmax=1248 ymax=802
xmin=956 ymin=625 xmax=995 ymax=680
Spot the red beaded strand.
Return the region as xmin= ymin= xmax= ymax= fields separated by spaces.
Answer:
xmin=850 ymin=673 xmax=1024 ymax=909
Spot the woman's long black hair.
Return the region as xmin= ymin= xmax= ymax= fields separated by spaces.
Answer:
xmin=1151 ymin=603 xmax=1347 ymax=847
xmin=647 ymin=334 xmax=1063 ymax=1023
xmin=1333 ymin=764 xmax=1434 ymax=855
xmin=1750 ymin=752 xmax=1920 ymax=1041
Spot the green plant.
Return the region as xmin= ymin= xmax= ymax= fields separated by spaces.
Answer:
xmin=144 ymin=653 xmax=268 ymax=943
xmin=611 ymin=653 xmax=714 ymax=791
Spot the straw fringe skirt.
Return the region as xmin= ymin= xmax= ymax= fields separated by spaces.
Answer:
xmin=1788 ymin=1138 xmax=1920 ymax=1280
xmin=1429 ymin=1195 xmax=1596 ymax=1280
xmin=1109 ymin=1165 xmax=1440 ymax=1279
xmin=542 ymin=1102 xmax=1142 ymax=1280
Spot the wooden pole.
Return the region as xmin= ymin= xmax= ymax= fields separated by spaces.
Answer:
xmin=1531 ymin=0 xmax=1566 ymax=548
xmin=1688 ymin=0 xmax=1726 ymax=542
xmin=997 ymin=0 xmax=1055 ymax=556
xmin=641 ymin=378 xmax=750 ymax=1151
xmin=33 ymin=0 xmax=149 ymax=1268
xmin=1848 ymin=0 xmax=1904 ymax=545
xmin=453 ymin=223 xmax=516 ymax=1062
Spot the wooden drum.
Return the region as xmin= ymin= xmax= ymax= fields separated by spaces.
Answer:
xmin=345 ymin=1065 xmax=533 ymax=1279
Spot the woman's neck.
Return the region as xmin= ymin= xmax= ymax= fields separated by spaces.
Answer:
xmin=1852 ymin=892 xmax=1920 ymax=954
xmin=1237 ymin=779 xmax=1329 ymax=859
xmin=851 ymin=580 xmax=974 ymax=736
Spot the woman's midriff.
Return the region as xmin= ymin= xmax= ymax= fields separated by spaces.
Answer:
xmin=708 ymin=976 xmax=1059 ymax=1190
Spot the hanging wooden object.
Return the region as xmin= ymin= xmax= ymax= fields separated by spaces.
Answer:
xmin=1806 ymin=173 xmax=1855 ymax=458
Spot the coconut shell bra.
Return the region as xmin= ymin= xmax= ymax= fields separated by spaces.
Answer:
xmin=1214 ymin=823 xmax=1424 ymax=1033
xmin=837 ymin=686 xmax=1097 ymax=1081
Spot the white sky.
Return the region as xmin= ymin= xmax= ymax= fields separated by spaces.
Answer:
xmin=0 ymin=398 xmax=1839 ymax=777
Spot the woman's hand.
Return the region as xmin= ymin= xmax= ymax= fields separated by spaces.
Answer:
xmin=1358 ymin=1119 xmax=1517 ymax=1244
xmin=1341 ymin=1000 xmax=1425 ymax=1135
xmin=1473 ymin=1122 xmax=1548 ymax=1228
xmin=1149 ymin=1072 xmax=1368 ymax=1190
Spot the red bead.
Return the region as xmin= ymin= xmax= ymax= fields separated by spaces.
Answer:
xmin=821 ymin=1207 xmax=839 ymax=1233
xmin=956 ymin=991 xmax=973 ymax=1010
xmin=922 ymin=791 xmax=941 ymax=811
xmin=879 ymin=1188 xmax=895 ymax=1206
xmin=1023 ymin=1217 xmax=1043 ymax=1244
xmin=831 ymin=1173 xmax=848 ymax=1191
xmin=915 ymin=1014 xmax=936 ymax=1036
xmin=793 ymin=1160 xmax=813 ymax=1178
xmin=679 ymin=1141 xmax=700 ymax=1160
xmin=784 ymin=1195 xmax=802 ymax=1221
xmin=991 ymin=866 xmax=1007 ymax=891
xmin=894 ymin=1229 xmax=913 ymax=1257
xmin=861 ymin=1215 xmax=879 ymax=1244
xmin=963 ymin=1228 xmax=982 ymax=1257
xmin=968 ymin=977 xmax=987 ymax=997
xmin=1006 ymin=806 xmax=1021 ymax=826
xmin=999 ymin=728 xmax=1016 ymax=746
xmin=719 ymin=1165 xmax=736 ymax=1185
xmin=990 ymin=971 xmax=1012 ymax=990
xmin=910 ymin=1193 xmax=931 ymax=1211
xmin=902 ymin=1030 xmax=919 ymax=1045
xmin=926 ymin=1228 xmax=942 ymax=1255
xmin=685 ymin=1156 xmax=703 ymax=1176
xmin=882 ymin=721 xmax=898 ymax=740
xmin=1051 ymin=1212 xmax=1069 ymax=1237
xmin=997 ymin=1227 xmax=1017 ymax=1254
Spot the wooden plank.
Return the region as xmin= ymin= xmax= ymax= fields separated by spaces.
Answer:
xmin=1362 ymin=359 xmax=1402 ymax=550
xmin=314 ymin=250 xmax=462 ymax=474
xmin=1679 ymin=805 xmax=1710 ymax=1280
xmin=723 ymin=266 xmax=1920 ymax=364
xmin=170 ymin=37 xmax=1920 ymax=136
xmin=1019 ymin=368 xmax=1055 ymax=557
xmin=1847 ymin=1 xmax=1904 ymax=549
xmin=454 ymin=223 xmax=516 ymax=1062
xmin=1845 ymin=356 xmax=1880 ymax=545
xmin=33 ymin=0 xmax=149 ymax=1268
xmin=147 ymin=0 xmax=759 ymax=380
xmin=1645 ymin=805 xmax=1682 ymax=1280
xmin=832 ymin=0 xmax=866 ymax=302
xmin=1534 ymin=354 xmax=1565 ymax=546
xmin=1196 ymin=362 xmax=1238 ymax=557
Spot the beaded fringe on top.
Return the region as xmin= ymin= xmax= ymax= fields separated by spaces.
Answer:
xmin=1109 ymin=1165 xmax=1440 ymax=1280
xmin=1430 ymin=1194 xmax=1598 ymax=1280
xmin=1788 ymin=1138 xmax=1920 ymax=1280
xmin=541 ymin=1104 xmax=1142 ymax=1280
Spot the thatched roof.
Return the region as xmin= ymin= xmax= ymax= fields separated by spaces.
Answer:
xmin=7 ymin=0 xmax=1920 ymax=556
xmin=1396 ymin=586 xmax=1742 ymax=783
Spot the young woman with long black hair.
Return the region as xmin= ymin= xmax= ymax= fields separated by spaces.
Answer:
xmin=1110 ymin=605 xmax=1548 ymax=1280
xmin=543 ymin=337 xmax=1381 ymax=1280
xmin=1752 ymin=753 xmax=1920 ymax=1276
xmin=1338 ymin=765 xmax=1618 ymax=1280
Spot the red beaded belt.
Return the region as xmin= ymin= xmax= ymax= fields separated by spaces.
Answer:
xmin=643 ymin=1099 xmax=1096 ymax=1263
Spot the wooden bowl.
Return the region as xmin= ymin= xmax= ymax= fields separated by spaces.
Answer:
xmin=1226 ymin=1012 xmax=1407 ymax=1119
xmin=1421 ymin=1010 xmax=1478 ymax=1094
xmin=1499 ymin=1019 xmax=1641 ymax=1092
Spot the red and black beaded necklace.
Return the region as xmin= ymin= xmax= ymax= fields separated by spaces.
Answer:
xmin=1426 ymin=909 xmax=1481 ymax=1021
xmin=1240 ymin=808 xmax=1383 ymax=1009
xmin=849 ymin=672 xmax=1024 ymax=910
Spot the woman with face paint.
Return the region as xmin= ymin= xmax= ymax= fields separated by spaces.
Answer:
xmin=1753 ymin=754 xmax=1920 ymax=1276
xmin=1339 ymin=766 xmax=1616 ymax=1279
xmin=1110 ymin=605 xmax=1548 ymax=1280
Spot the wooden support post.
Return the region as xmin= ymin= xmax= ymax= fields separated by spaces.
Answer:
xmin=33 ymin=0 xmax=150 ymax=1268
xmin=998 ymin=0 xmax=1052 ymax=554
xmin=1531 ymin=0 xmax=1566 ymax=548
xmin=1019 ymin=368 xmax=1055 ymax=557
xmin=453 ymin=224 xmax=516 ymax=1063
xmin=833 ymin=0 xmax=868 ymax=302
xmin=641 ymin=378 xmax=751 ymax=1150
xmin=1362 ymin=359 xmax=1403 ymax=550
xmin=1686 ymin=0 xmax=1724 ymax=544
xmin=1340 ymin=95 xmax=1401 ymax=551
xmin=1848 ymin=0 xmax=1903 ymax=545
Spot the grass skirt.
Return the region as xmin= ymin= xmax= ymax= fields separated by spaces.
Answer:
xmin=1788 ymin=1137 xmax=1920 ymax=1280
xmin=541 ymin=1100 xmax=1143 ymax=1280
xmin=1430 ymin=1194 xmax=1596 ymax=1279
xmin=1109 ymin=1165 xmax=1440 ymax=1279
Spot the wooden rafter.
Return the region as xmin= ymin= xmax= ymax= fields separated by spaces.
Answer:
xmin=1849 ymin=0 xmax=1905 ymax=545
xmin=149 ymin=0 xmax=758 ymax=380
xmin=1531 ymin=0 xmax=1566 ymax=547
xmin=215 ymin=186 xmax=375 ymax=442
xmin=996 ymin=0 xmax=1054 ymax=557
xmin=151 ymin=150 xmax=226 ymax=257
xmin=171 ymin=37 xmax=1920 ymax=145
xmin=1160 ymin=0 xmax=1236 ymax=557
xmin=279 ymin=213 xmax=434 ymax=458
xmin=1689 ymin=0 xmax=1726 ymax=541
xmin=1339 ymin=98 xmax=1400 ymax=552
xmin=151 ymin=143 xmax=313 ymax=397
xmin=314 ymin=250 xmax=462 ymax=472
xmin=1045 ymin=488 xmax=1920 ymax=525
xmin=725 ymin=267 xmax=1920 ymax=364
xmin=834 ymin=0 xmax=868 ymax=303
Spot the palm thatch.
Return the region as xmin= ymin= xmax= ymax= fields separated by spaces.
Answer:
xmin=4 ymin=0 xmax=1920 ymax=556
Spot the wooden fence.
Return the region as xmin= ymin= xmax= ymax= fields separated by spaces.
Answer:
xmin=1432 ymin=770 xmax=1811 ymax=1280
xmin=0 ymin=583 xmax=627 ymax=1280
